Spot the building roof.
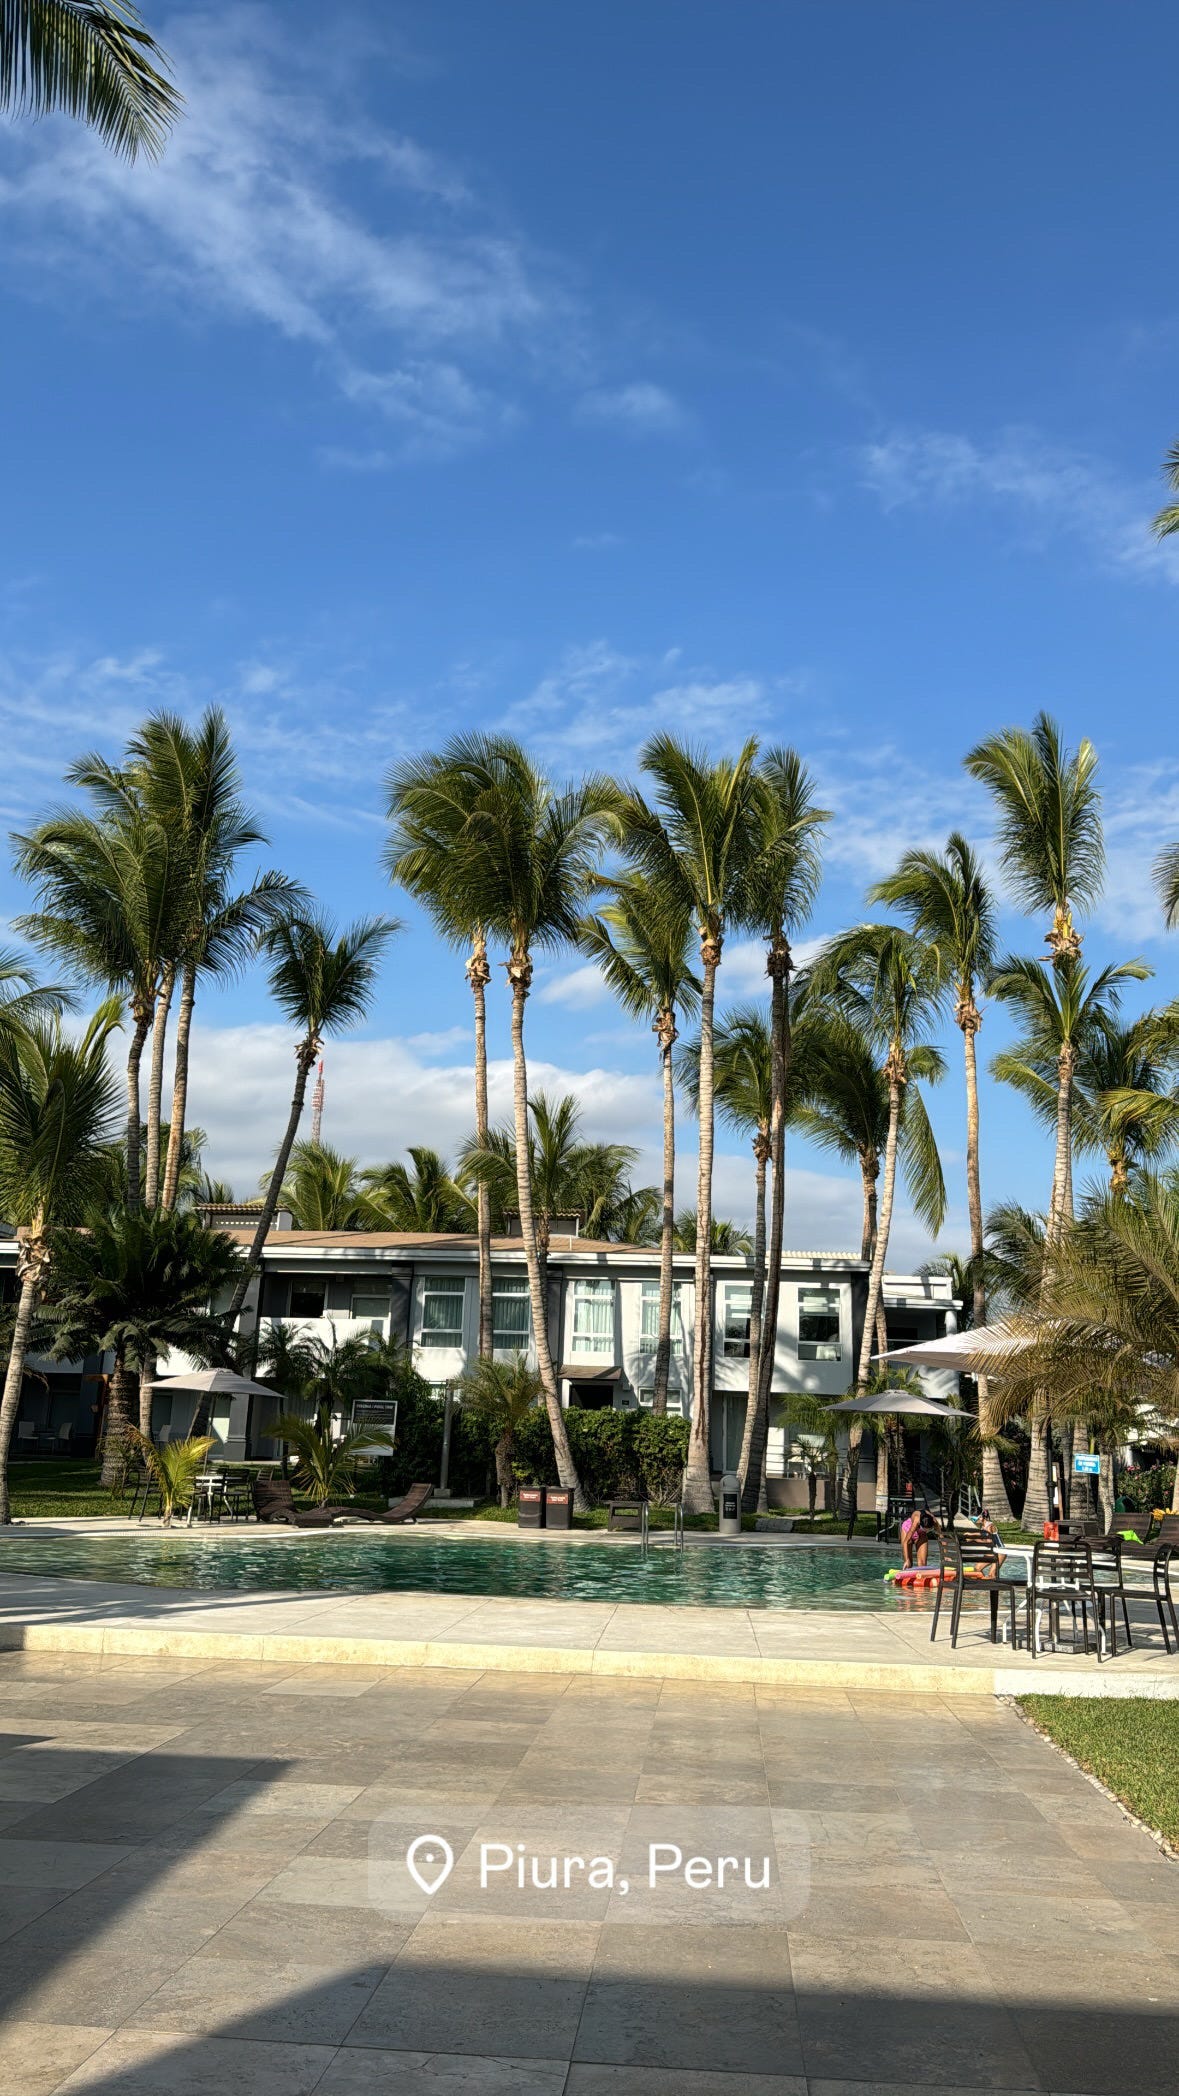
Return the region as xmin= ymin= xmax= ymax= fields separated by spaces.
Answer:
xmin=221 ymin=1226 xmax=880 ymax=1268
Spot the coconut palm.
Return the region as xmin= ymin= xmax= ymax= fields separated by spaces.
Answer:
xmin=579 ymin=876 xmax=700 ymax=1414
xmin=277 ymin=1142 xmax=369 ymax=1232
xmin=124 ymin=1430 xmax=214 ymax=1526
xmin=1074 ymin=1008 xmax=1179 ymax=1193
xmin=458 ymin=1354 xmax=542 ymax=1505
xmin=615 ymin=737 xmax=764 ymax=1514
xmin=1 ymin=0 xmax=181 ymax=160
xmin=409 ymin=740 xmax=615 ymax=1512
xmin=272 ymin=1409 xmax=395 ymax=1505
xmin=386 ymin=749 xmax=503 ymax=1354
xmin=1151 ymin=437 xmax=1179 ymax=543
xmin=679 ymin=1004 xmax=773 ymax=1463
xmin=225 ymin=913 xmax=398 ymax=1329
xmin=462 ymin=1092 xmax=643 ymax=1285
xmin=0 ymin=1004 xmax=122 ymax=1519
xmin=1153 ymin=843 xmax=1179 ymax=932
xmin=672 ymin=1210 xmax=754 ymax=1254
xmin=46 ymin=1205 xmax=241 ymax=1452
xmin=870 ymin=834 xmax=1008 ymax=1514
xmin=361 ymin=1147 xmax=472 ymax=1235
xmin=965 ymin=712 xmax=1104 ymax=967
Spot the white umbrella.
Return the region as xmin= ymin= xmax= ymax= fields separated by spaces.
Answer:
xmin=825 ymin=1392 xmax=970 ymax=1420
xmin=153 ymin=1368 xmax=278 ymax=1401
xmin=872 ymin=1324 xmax=1028 ymax=1372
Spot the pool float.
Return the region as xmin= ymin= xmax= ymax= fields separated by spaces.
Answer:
xmin=885 ymin=1566 xmax=988 ymax=1587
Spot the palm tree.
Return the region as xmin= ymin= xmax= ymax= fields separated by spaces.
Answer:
xmin=458 ymin=1354 xmax=542 ymax=1505
xmin=14 ymin=796 xmax=174 ymax=1209
xmin=386 ymin=749 xmax=502 ymax=1355
xmin=272 ymin=1408 xmax=394 ymax=1504
xmin=990 ymin=955 xmax=1149 ymax=1523
xmin=1 ymin=0 xmax=181 ymax=160
xmin=462 ymin=1092 xmax=642 ymax=1286
xmin=616 ymin=737 xmax=764 ymax=1514
xmin=361 ymin=1147 xmax=472 ymax=1234
xmin=47 ymin=1206 xmax=241 ymax=1452
xmin=813 ymin=928 xmax=947 ymax=1399
xmin=579 ymin=875 xmax=700 ymax=1414
xmin=672 ymin=1210 xmax=754 ymax=1254
xmin=965 ymin=712 xmax=1104 ymax=967
xmin=124 ymin=1429 xmax=214 ymax=1526
xmin=1151 ymin=437 xmax=1179 ymax=543
xmin=0 ymin=1004 xmax=122 ymax=1519
xmin=278 ymin=1142 xmax=368 ymax=1231
xmin=419 ymin=738 xmax=616 ymax=1512
xmin=225 ymin=913 xmax=398 ymax=1330
xmin=791 ymin=1014 xmax=946 ymax=1267
xmin=1153 ymin=843 xmax=1179 ymax=931
xmin=1073 ymin=1007 xmax=1179 ymax=1193
xmin=740 ymin=749 xmax=828 ymax=1507
xmin=680 ymin=1003 xmax=773 ymax=1462
xmin=870 ymin=834 xmax=1008 ymax=1515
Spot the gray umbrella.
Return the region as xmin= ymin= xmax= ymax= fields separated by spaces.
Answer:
xmin=153 ymin=1368 xmax=278 ymax=1400
xmin=825 ymin=1391 xmax=970 ymax=1420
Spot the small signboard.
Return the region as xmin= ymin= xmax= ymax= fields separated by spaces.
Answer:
xmin=1073 ymin=1452 xmax=1100 ymax=1476
xmin=351 ymin=1398 xmax=398 ymax=1457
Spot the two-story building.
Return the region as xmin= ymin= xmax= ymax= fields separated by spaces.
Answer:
xmin=1 ymin=1217 xmax=958 ymax=1508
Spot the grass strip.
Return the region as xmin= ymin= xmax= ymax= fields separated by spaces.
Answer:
xmin=1018 ymin=1695 xmax=1179 ymax=1850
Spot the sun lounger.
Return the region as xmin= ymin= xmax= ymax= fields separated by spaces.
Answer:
xmin=1111 ymin=1513 xmax=1179 ymax=1561
xmin=345 ymin=1481 xmax=434 ymax=1525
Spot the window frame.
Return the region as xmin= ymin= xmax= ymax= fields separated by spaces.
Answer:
xmin=491 ymin=1273 xmax=531 ymax=1353
xmin=417 ymin=1275 xmax=466 ymax=1350
xmin=288 ymin=1279 xmax=326 ymax=1320
xmin=721 ymin=1281 xmax=753 ymax=1359
xmin=638 ymin=1279 xmax=686 ymax=1355
xmin=569 ymin=1275 xmax=615 ymax=1357
xmin=797 ymin=1286 xmax=842 ymax=1362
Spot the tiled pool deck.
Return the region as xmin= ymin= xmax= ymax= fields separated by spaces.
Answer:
xmin=1 ymin=1521 xmax=1176 ymax=1700
xmin=0 ymin=1648 xmax=1175 ymax=2093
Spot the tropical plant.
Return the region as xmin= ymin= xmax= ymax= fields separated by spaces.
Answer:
xmin=0 ymin=1004 xmax=122 ymax=1518
xmin=615 ymin=736 xmax=764 ymax=1513
xmin=1072 ymin=1007 xmax=1179 ymax=1193
xmin=225 ymin=912 xmax=398 ymax=1330
xmin=457 ymin=1353 xmax=542 ymax=1505
xmin=0 ymin=0 xmax=181 ymax=160
xmin=671 ymin=1209 xmax=753 ymax=1254
xmin=791 ymin=1012 xmax=945 ymax=1265
xmin=965 ymin=712 xmax=1104 ymax=966
xmin=271 ymin=1408 xmax=394 ymax=1505
xmin=1151 ymin=436 xmax=1179 ymax=543
xmin=579 ymin=874 xmax=700 ymax=1412
xmin=45 ymin=1205 xmax=241 ymax=1447
xmin=278 ymin=1142 xmax=369 ymax=1231
xmin=1154 ymin=842 xmax=1179 ymax=932
xmin=462 ymin=1092 xmax=647 ymax=1281
xmin=361 ymin=1147 xmax=472 ymax=1234
xmin=257 ymin=1323 xmax=385 ymax=1417
xmin=870 ymin=834 xmax=1008 ymax=1513
xmin=124 ymin=1427 xmax=214 ymax=1525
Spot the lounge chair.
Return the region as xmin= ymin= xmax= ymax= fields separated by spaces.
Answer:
xmin=252 ymin=1478 xmax=351 ymax=1528
xmin=346 ymin=1481 xmax=434 ymax=1525
xmin=1113 ymin=1512 xmax=1179 ymax=1561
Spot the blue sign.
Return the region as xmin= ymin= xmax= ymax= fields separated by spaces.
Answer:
xmin=1073 ymin=1453 xmax=1100 ymax=1476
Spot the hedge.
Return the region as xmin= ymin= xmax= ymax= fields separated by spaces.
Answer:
xmin=511 ymin=1407 xmax=688 ymax=1506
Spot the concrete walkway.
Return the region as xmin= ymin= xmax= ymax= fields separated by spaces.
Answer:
xmin=0 ymin=1522 xmax=1175 ymax=1699
xmin=0 ymin=1649 xmax=1174 ymax=2094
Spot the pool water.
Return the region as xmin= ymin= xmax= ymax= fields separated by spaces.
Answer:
xmin=0 ymin=1530 xmax=913 ymax=1610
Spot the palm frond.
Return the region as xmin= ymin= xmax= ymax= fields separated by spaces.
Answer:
xmin=0 ymin=0 xmax=182 ymax=160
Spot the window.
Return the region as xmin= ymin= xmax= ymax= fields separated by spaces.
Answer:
xmin=798 ymin=1288 xmax=841 ymax=1361
xmin=418 ymin=1277 xmax=464 ymax=1349
xmin=289 ymin=1280 xmax=325 ymax=1319
xmin=638 ymin=1388 xmax=686 ymax=1419
xmin=722 ymin=1283 xmax=752 ymax=1358
xmin=639 ymin=1280 xmax=685 ymax=1354
xmin=492 ymin=1274 xmax=531 ymax=1352
xmin=570 ymin=1277 xmax=614 ymax=1356
xmin=351 ymin=1289 xmax=391 ymax=1324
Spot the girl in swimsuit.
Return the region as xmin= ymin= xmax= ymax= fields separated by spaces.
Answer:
xmin=900 ymin=1508 xmax=934 ymax=1567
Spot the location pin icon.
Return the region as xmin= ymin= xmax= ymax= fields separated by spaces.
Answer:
xmin=406 ymin=1835 xmax=454 ymax=1897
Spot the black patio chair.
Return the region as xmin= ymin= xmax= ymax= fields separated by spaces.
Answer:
xmin=930 ymin=1524 xmax=1019 ymax=1649
xmin=1026 ymin=1538 xmax=1102 ymax=1660
xmin=1153 ymin=1544 xmax=1178 ymax=1655
xmin=1089 ymin=1533 xmax=1133 ymax=1656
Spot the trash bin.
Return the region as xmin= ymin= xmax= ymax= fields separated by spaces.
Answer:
xmin=544 ymin=1486 xmax=574 ymax=1531
xmin=719 ymin=1469 xmax=741 ymax=1538
xmin=518 ymin=1486 xmax=545 ymax=1528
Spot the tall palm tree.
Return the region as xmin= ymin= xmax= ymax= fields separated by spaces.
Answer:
xmin=46 ymin=1206 xmax=241 ymax=1447
xmin=965 ymin=712 xmax=1104 ymax=967
xmin=679 ymin=1003 xmax=773 ymax=1464
xmin=741 ymin=749 xmax=828 ymax=1508
xmin=462 ymin=1092 xmax=643 ymax=1286
xmin=1075 ymin=1007 xmax=1179 ymax=1193
xmin=458 ymin=1354 xmax=542 ymax=1506
xmin=791 ymin=1014 xmax=946 ymax=1267
xmin=225 ymin=913 xmax=398 ymax=1330
xmin=0 ymin=1004 xmax=122 ymax=1519
xmin=278 ymin=1142 xmax=368 ymax=1232
xmin=361 ymin=1147 xmax=472 ymax=1234
xmin=1 ymin=0 xmax=181 ymax=160
xmin=386 ymin=749 xmax=503 ymax=1356
xmin=870 ymin=834 xmax=1009 ymax=1514
xmin=990 ymin=954 xmax=1149 ymax=1524
xmin=579 ymin=875 xmax=700 ymax=1414
xmin=616 ymin=737 xmax=764 ymax=1514
xmin=397 ymin=735 xmax=615 ymax=1510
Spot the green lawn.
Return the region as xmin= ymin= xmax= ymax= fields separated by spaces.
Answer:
xmin=1018 ymin=1697 xmax=1179 ymax=1849
xmin=8 ymin=1459 xmax=119 ymax=1520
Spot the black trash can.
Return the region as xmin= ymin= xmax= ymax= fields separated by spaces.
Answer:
xmin=544 ymin=1486 xmax=574 ymax=1531
xmin=517 ymin=1486 xmax=545 ymax=1528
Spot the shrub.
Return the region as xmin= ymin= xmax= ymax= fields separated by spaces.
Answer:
xmin=510 ymin=1405 xmax=689 ymax=1506
xmin=1119 ymin=1463 xmax=1176 ymax=1513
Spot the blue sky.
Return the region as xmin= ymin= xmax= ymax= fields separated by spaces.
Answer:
xmin=0 ymin=2 xmax=1177 ymax=1259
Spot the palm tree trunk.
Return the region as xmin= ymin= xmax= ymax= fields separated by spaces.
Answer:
xmin=1022 ymin=1414 xmax=1053 ymax=1530
xmin=138 ymin=1346 xmax=157 ymax=1440
xmin=124 ymin=1004 xmax=152 ymax=1210
xmin=856 ymin=1066 xmax=902 ymax=1392
xmin=859 ymin=1153 xmax=879 ymax=1262
xmin=468 ymin=934 xmax=494 ymax=1359
xmin=962 ymin=1009 xmax=1013 ymax=1521
xmin=508 ymin=952 xmax=585 ymax=1509
xmin=0 ymin=1259 xmax=41 ymax=1524
xmin=144 ymin=965 xmax=175 ymax=1210
xmin=735 ymin=1129 xmax=769 ymax=1499
xmin=100 ymin=1345 xmax=134 ymax=1489
xmin=652 ymin=1012 xmax=678 ymax=1415
xmin=226 ymin=1034 xmax=318 ymax=1329
xmin=683 ymin=938 xmax=720 ymax=1516
xmin=745 ymin=947 xmax=790 ymax=1512
xmin=161 ymin=959 xmax=197 ymax=1211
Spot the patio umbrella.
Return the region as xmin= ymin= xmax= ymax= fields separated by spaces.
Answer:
xmin=153 ymin=1368 xmax=278 ymax=1400
xmin=872 ymin=1324 xmax=1028 ymax=1372
xmin=825 ymin=1392 xmax=969 ymax=1419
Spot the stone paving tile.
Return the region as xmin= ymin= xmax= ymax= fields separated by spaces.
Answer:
xmin=318 ymin=2047 xmax=569 ymax=2093
xmin=0 ymin=2018 xmax=113 ymax=2096
xmin=55 ymin=2029 xmax=339 ymax=2094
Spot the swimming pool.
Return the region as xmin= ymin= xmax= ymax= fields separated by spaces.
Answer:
xmin=0 ymin=1530 xmax=914 ymax=1610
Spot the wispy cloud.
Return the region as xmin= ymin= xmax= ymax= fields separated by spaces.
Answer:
xmin=499 ymin=639 xmax=792 ymax=772
xmin=860 ymin=426 xmax=1179 ymax=585
xmin=571 ymin=531 xmax=624 ymax=552
xmin=536 ymin=961 xmax=608 ymax=1010
xmin=577 ymin=381 xmax=687 ymax=436
xmin=0 ymin=11 xmax=568 ymax=461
